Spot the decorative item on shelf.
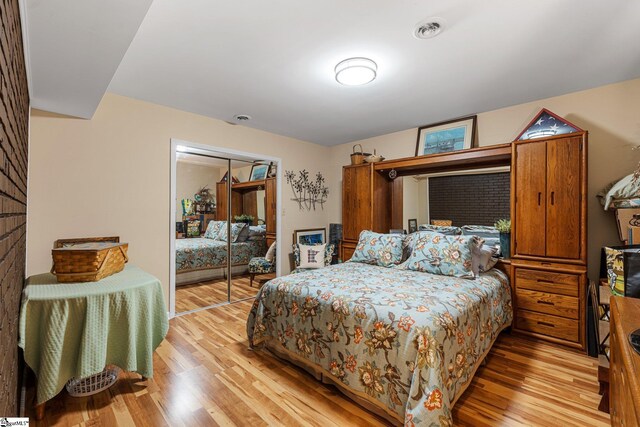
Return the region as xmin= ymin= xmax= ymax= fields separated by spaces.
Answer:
xmin=294 ymin=228 xmax=326 ymax=245
xmin=408 ymin=218 xmax=418 ymax=233
xmin=181 ymin=198 xmax=194 ymax=215
xmin=268 ymin=163 xmax=277 ymax=178
xmin=416 ymin=115 xmax=477 ymax=156
xmin=249 ymin=163 xmax=270 ymax=181
xmin=350 ymin=144 xmax=371 ymax=165
xmin=364 ymin=149 xmax=385 ymax=163
xmin=285 ymin=170 xmax=329 ymax=211
xmin=194 ymin=186 xmax=215 ymax=213
xmin=234 ymin=214 xmax=255 ymax=225
xmin=515 ymin=108 xmax=583 ymax=141
xmin=388 ymin=168 xmax=397 ymax=180
xmin=494 ymin=218 xmax=511 ymax=259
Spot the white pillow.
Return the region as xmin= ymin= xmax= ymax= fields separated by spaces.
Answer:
xmin=265 ymin=242 xmax=277 ymax=262
xmin=298 ymin=243 xmax=326 ymax=269
xmin=471 ymin=244 xmax=499 ymax=277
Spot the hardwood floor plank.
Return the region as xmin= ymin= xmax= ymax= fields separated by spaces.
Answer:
xmin=27 ymin=298 xmax=609 ymax=426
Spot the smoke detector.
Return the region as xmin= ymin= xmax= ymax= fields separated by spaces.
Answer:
xmin=233 ymin=114 xmax=252 ymax=121
xmin=414 ymin=18 xmax=445 ymax=39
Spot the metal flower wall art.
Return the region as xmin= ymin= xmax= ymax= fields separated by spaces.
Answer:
xmin=285 ymin=170 xmax=329 ymax=211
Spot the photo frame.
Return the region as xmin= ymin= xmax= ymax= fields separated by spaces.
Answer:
xmin=408 ymin=219 xmax=418 ymax=233
xmin=293 ymin=228 xmax=326 ymax=245
xmin=250 ymin=163 xmax=270 ymax=181
xmin=415 ymin=115 xmax=477 ymax=157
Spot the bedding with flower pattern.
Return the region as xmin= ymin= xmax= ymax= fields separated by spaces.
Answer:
xmin=176 ymin=238 xmax=266 ymax=273
xmin=247 ymin=262 xmax=512 ymax=426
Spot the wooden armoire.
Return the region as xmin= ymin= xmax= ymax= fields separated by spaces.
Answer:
xmin=265 ymin=177 xmax=277 ymax=248
xmin=511 ymin=131 xmax=588 ymax=351
xmin=339 ymin=163 xmax=393 ymax=260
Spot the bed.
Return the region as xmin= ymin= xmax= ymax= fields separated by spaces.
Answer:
xmin=247 ymin=261 xmax=512 ymax=425
xmin=176 ymin=237 xmax=266 ymax=279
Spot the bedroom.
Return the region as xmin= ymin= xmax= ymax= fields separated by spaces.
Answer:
xmin=2 ymin=0 xmax=640 ymax=425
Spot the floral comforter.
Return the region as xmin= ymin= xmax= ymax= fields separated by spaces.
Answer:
xmin=176 ymin=238 xmax=266 ymax=273
xmin=247 ymin=262 xmax=512 ymax=426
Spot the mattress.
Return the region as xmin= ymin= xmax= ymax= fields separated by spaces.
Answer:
xmin=176 ymin=237 xmax=266 ymax=273
xmin=247 ymin=262 xmax=512 ymax=425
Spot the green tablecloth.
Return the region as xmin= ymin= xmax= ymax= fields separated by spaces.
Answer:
xmin=19 ymin=265 xmax=169 ymax=404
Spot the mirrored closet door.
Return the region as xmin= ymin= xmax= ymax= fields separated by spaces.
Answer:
xmin=173 ymin=145 xmax=277 ymax=315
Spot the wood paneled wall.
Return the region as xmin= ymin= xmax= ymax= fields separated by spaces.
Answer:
xmin=0 ymin=0 xmax=29 ymax=416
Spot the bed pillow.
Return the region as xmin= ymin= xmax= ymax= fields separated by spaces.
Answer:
xmin=418 ymin=224 xmax=462 ymax=235
xmin=248 ymin=226 xmax=266 ymax=237
xmin=217 ymin=222 xmax=247 ymax=242
xmin=298 ymin=244 xmax=327 ymax=269
xmin=204 ymin=220 xmax=225 ymax=239
xmin=404 ymin=231 xmax=480 ymax=278
xmin=350 ymin=230 xmax=404 ymax=267
xmin=471 ymin=244 xmax=499 ymax=277
xmin=461 ymin=225 xmax=500 ymax=248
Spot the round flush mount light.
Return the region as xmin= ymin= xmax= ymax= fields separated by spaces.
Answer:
xmin=335 ymin=57 xmax=377 ymax=86
xmin=414 ymin=18 xmax=445 ymax=39
xmin=233 ymin=114 xmax=252 ymax=121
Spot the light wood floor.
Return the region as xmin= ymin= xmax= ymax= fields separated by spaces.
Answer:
xmin=175 ymin=273 xmax=275 ymax=313
xmin=27 ymin=300 xmax=610 ymax=426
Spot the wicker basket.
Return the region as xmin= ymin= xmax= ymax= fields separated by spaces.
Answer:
xmin=66 ymin=365 xmax=121 ymax=397
xmin=350 ymin=144 xmax=371 ymax=165
xmin=51 ymin=237 xmax=128 ymax=283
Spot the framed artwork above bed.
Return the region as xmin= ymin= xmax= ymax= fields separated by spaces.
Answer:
xmin=293 ymin=228 xmax=326 ymax=245
xmin=415 ymin=115 xmax=477 ymax=156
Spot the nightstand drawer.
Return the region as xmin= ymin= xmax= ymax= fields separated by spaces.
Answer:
xmin=516 ymin=289 xmax=579 ymax=319
xmin=516 ymin=309 xmax=579 ymax=342
xmin=515 ymin=268 xmax=579 ymax=297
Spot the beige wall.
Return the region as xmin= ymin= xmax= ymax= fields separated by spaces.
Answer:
xmin=328 ymin=77 xmax=640 ymax=278
xmin=27 ymin=93 xmax=334 ymax=302
xmin=176 ymin=161 xmax=220 ymax=221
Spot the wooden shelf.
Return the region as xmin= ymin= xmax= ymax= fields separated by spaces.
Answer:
xmin=224 ymin=180 xmax=266 ymax=191
xmin=373 ymin=143 xmax=512 ymax=176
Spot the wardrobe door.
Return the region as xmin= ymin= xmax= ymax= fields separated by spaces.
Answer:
xmin=342 ymin=165 xmax=371 ymax=240
xmin=216 ymin=182 xmax=228 ymax=220
xmin=265 ymin=177 xmax=276 ymax=234
xmin=514 ymin=141 xmax=547 ymax=257
xmin=546 ymin=136 xmax=581 ymax=259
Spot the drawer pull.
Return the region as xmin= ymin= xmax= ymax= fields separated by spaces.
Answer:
xmin=537 ymin=300 xmax=554 ymax=306
xmin=537 ymin=321 xmax=555 ymax=328
xmin=536 ymin=279 xmax=555 ymax=284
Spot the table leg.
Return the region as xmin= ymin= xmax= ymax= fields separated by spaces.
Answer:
xmin=35 ymin=402 xmax=45 ymax=420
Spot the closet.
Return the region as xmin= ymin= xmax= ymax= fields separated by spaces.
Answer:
xmin=511 ymin=132 xmax=587 ymax=351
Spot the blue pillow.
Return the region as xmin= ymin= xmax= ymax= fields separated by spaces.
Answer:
xmin=217 ymin=223 xmax=247 ymax=242
xmin=418 ymin=224 xmax=462 ymax=235
xmin=350 ymin=231 xmax=404 ymax=267
xmin=404 ymin=231 xmax=480 ymax=278
xmin=204 ymin=220 xmax=225 ymax=239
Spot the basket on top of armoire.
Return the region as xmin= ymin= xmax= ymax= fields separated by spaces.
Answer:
xmin=51 ymin=236 xmax=128 ymax=283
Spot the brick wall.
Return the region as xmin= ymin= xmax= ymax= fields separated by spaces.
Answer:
xmin=0 ymin=0 xmax=29 ymax=417
xmin=428 ymin=173 xmax=509 ymax=227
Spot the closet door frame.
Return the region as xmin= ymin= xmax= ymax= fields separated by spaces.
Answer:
xmin=169 ymin=138 xmax=282 ymax=318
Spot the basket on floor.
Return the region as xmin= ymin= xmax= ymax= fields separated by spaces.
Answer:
xmin=65 ymin=365 xmax=121 ymax=397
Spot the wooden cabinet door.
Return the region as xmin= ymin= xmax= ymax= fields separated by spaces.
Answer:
xmin=342 ymin=165 xmax=371 ymax=240
xmin=546 ymin=136 xmax=581 ymax=259
xmin=514 ymin=141 xmax=547 ymax=257
xmin=265 ymin=177 xmax=277 ymax=234
xmin=216 ymin=182 xmax=228 ymax=220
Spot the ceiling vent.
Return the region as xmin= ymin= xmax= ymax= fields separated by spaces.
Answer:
xmin=414 ymin=18 xmax=445 ymax=39
xmin=233 ymin=114 xmax=252 ymax=121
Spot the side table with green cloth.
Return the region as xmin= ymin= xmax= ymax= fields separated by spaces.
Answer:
xmin=19 ymin=265 xmax=169 ymax=405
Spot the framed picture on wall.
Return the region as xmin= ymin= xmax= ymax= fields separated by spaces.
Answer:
xmin=415 ymin=115 xmax=477 ymax=156
xmin=408 ymin=218 xmax=418 ymax=233
xmin=250 ymin=163 xmax=270 ymax=181
xmin=294 ymin=228 xmax=326 ymax=245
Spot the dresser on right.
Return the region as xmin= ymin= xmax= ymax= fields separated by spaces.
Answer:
xmin=511 ymin=131 xmax=588 ymax=351
xmin=610 ymin=296 xmax=640 ymax=426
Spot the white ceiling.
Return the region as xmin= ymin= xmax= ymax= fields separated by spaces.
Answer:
xmin=24 ymin=0 xmax=640 ymax=144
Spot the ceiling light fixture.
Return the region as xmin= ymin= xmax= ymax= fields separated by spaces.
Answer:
xmin=233 ymin=114 xmax=252 ymax=121
xmin=335 ymin=57 xmax=377 ymax=86
xmin=414 ymin=18 xmax=445 ymax=39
